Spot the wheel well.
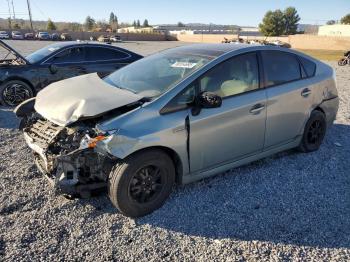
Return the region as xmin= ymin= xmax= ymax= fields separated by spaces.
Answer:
xmin=2 ymin=77 xmax=36 ymax=95
xmin=127 ymin=146 xmax=184 ymax=185
xmin=313 ymin=106 xmax=325 ymax=115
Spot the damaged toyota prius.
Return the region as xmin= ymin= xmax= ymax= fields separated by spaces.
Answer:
xmin=16 ymin=44 xmax=339 ymax=217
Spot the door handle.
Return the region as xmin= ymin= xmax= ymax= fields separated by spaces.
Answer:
xmin=301 ymin=88 xmax=311 ymax=97
xmin=250 ymin=104 xmax=265 ymax=114
xmin=73 ymin=66 xmax=87 ymax=74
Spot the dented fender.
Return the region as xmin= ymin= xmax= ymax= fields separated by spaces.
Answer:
xmin=95 ymin=133 xmax=154 ymax=159
xmin=95 ymin=134 xmax=138 ymax=158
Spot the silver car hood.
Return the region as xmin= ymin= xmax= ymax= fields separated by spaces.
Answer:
xmin=34 ymin=73 xmax=143 ymax=127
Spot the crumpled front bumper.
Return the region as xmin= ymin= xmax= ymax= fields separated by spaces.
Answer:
xmin=24 ymin=132 xmax=107 ymax=197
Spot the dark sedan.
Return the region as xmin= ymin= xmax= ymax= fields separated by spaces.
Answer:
xmin=0 ymin=40 xmax=143 ymax=106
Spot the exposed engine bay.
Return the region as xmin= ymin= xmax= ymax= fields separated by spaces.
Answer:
xmin=22 ymin=113 xmax=114 ymax=197
xmin=17 ymin=100 xmax=143 ymax=197
xmin=0 ymin=58 xmax=26 ymax=66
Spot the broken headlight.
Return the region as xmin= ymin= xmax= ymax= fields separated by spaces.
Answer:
xmin=79 ymin=129 xmax=119 ymax=149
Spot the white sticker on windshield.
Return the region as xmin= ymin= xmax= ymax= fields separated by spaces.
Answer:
xmin=171 ymin=62 xmax=197 ymax=68
xmin=48 ymin=47 xmax=60 ymax=52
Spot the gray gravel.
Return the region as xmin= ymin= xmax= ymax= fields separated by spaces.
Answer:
xmin=0 ymin=41 xmax=350 ymax=261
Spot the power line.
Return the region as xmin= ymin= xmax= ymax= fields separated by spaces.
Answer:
xmin=31 ymin=0 xmax=48 ymax=18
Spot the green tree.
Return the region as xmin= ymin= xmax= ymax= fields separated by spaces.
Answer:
xmin=177 ymin=21 xmax=185 ymax=27
xmin=143 ymin=19 xmax=149 ymax=27
xmin=326 ymin=20 xmax=336 ymax=25
xmin=47 ymin=19 xmax=57 ymax=30
xmin=109 ymin=12 xmax=115 ymax=25
xmin=109 ymin=12 xmax=118 ymax=31
xmin=13 ymin=23 xmax=21 ymax=29
xmin=259 ymin=10 xmax=285 ymax=36
xmin=132 ymin=20 xmax=137 ymax=27
xmin=136 ymin=19 xmax=141 ymax=28
xmin=84 ymin=16 xmax=96 ymax=31
xmin=340 ymin=14 xmax=350 ymax=24
xmin=283 ymin=7 xmax=300 ymax=35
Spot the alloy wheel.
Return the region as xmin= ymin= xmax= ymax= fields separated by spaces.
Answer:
xmin=3 ymin=83 xmax=32 ymax=106
xmin=306 ymin=119 xmax=325 ymax=145
xmin=128 ymin=165 xmax=164 ymax=204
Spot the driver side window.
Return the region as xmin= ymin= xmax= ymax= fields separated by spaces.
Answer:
xmin=48 ymin=47 xmax=84 ymax=64
xmin=200 ymin=52 xmax=259 ymax=97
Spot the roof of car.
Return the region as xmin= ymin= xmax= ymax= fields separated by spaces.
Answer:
xmin=170 ymin=43 xmax=254 ymax=57
xmin=44 ymin=41 xmax=118 ymax=48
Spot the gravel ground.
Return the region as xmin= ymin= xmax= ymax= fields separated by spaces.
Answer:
xmin=0 ymin=41 xmax=350 ymax=261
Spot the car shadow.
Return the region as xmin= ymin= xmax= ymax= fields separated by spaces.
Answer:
xmin=133 ymin=123 xmax=350 ymax=249
xmin=0 ymin=106 xmax=18 ymax=129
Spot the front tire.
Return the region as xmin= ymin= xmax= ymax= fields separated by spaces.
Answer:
xmin=108 ymin=149 xmax=175 ymax=218
xmin=0 ymin=80 xmax=33 ymax=106
xmin=298 ymin=110 xmax=327 ymax=152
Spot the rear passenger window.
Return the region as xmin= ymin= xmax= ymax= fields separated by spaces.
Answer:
xmin=261 ymin=51 xmax=301 ymax=87
xmin=86 ymin=47 xmax=129 ymax=61
xmin=299 ymin=56 xmax=316 ymax=77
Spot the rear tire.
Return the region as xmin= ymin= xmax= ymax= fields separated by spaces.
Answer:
xmin=108 ymin=149 xmax=175 ymax=218
xmin=298 ymin=110 xmax=327 ymax=152
xmin=0 ymin=80 xmax=33 ymax=106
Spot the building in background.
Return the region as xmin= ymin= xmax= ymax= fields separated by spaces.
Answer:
xmin=318 ymin=24 xmax=350 ymax=37
xmin=117 ymin=26 xmax=154 ymax=33
xmin=298 ymin=24 xmax=320 ymax=34
xmin=153 ymin=24 xmax=241 ymax=35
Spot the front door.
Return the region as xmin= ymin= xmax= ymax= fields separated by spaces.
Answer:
xmin=189 ymin=52 xmax=267 ymax=173
xmin=38 ymin=46 xmax=86 ymax=87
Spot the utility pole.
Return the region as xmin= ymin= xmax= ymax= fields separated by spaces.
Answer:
xmin=6 ymin=0 xmax=12 ymax=29
xmin=11 ymin=0 xmax=16 ymax=20
xmin=26 ymin=0 xmax=34 ymax=31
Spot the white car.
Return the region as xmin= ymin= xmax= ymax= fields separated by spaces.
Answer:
xmin=11 ymin=31 xmax=24 ymax=40
xmin=0 ymin=31 xmax=10 ymax=39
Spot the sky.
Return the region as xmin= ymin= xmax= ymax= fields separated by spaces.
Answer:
xmin=0 ymin=0 xmax=349 ymax=26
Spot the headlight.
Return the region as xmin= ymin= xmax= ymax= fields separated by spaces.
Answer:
xmin=79 ymin=129 xmax=118 ymax=149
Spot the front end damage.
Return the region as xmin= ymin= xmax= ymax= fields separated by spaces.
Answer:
xmin=22 ymin=115 xmax=116 ymax=197
xmin=15 ymin=73 xmax=146 ymax=197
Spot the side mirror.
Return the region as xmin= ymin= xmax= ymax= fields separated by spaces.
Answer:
xmin=49 ymin=64 xmax=58 ymax=74
xmin=192 ymin=91 xmax=222 ymax=116
xmin=198 ymin=91 xmax=222 ymax=108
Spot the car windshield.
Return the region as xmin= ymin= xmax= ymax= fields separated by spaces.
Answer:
xmin=104 ymin=50 xmax=214 ymax=98
xmin=26 ymin=43 xmax=63 ymax=63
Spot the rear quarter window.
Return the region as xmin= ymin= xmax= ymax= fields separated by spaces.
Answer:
xmin=299 ymin=56 xmax=316 ymax=77
xmin=86 ymin=47 xmax=130 ymax=61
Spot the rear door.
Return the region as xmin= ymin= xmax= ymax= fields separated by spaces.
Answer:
xmin=84 ymin=46 xmax=132 ymax=78
xmin=261 ymin=50 xmax=313 ymax=149
xmin=189 ymin=52 xmax=267 ymax=172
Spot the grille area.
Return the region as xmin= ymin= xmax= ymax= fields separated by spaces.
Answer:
xmin=25 ymin=119 xmax=64 ymax=149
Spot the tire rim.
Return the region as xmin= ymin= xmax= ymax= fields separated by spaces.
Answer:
xmin=129 ymin=165 xmax=164 ymax=204
xmin=3 ymin=83 xmax=32 ymax=106
xmin=306 ymin=119 xmax=325 ymax=145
